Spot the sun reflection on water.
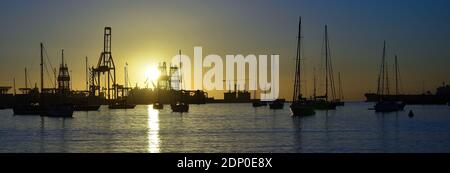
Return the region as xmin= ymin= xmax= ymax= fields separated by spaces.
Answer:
xmin=147 ymin=105 xmax=160 ymax=153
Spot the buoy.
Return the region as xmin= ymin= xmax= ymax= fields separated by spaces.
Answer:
xmin=408 ymin=110 xmax=414 ymax=118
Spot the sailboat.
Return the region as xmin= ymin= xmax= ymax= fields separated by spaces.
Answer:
xmin=252 ymin=90 xmax=266 ymax=107
xmin=312 ymin=25 xmax=337 ymax=110
xmin=108 ymin=63 xmax=136 ymax=109
xmin=73 ymin=56 xmax=101 ymax=111
xmin=13 ymin=68 xmax=41 ymax=115
xmin=171 ymin=50 xmax=189 ymax=113
xmin=153 ymin=88 xmax=164 ymax=110
xmin=268 ymin=54 xmax=284 ymax=109
xmin=290 ymin=17 xmax=315 ymax=116
xmin=39 ymin=44 xmax=74 ymax=117
xmin=335 ymin=72 xmax=345 ymax=106
xmin=373 ymin=41 xmax=405 ymax=112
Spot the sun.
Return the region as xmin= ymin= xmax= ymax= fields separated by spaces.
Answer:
xmin=145 ymin=66 xmax=161 ymax=82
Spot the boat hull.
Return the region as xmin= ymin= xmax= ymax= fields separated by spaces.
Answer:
xmin=290 ymin=103 xmax=315 ymax=116
xmin=109 ymin=104 xmax=136 ymax=109
xmin=269 ymin=100 xmax=285 ymax=109
xmin=252 ymin=101 xmax=265 ymax=107
xmin=153 ymin=103 xmax=164 ymax=110
xmin=13 ymin=104 xmax=40 ymax=115
xmin=171 ymin=103 xmax=189 ymax=112
xmin=311 ymin=100 xmax=337 ymax=110
xmin=374 ymin=101 xmax=406 ymax=112
xmin=73 ymin=105 xmax=101 ymax=111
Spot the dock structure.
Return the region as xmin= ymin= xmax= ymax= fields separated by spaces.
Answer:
xmin=57 ymin=49 xmax=71 ymax=95
xmin=0 ymin=86 xmax=11 ymax=95
xmin=93 ymin=27 xmax=117 ymax=101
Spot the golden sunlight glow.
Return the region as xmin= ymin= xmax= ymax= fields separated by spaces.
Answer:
xmin=147 ymin=105 xmax=160 ymax=153
xmin=144 ymin=66 xmax=161 ymax=82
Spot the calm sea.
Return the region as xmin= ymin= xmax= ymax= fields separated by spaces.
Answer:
xmin=1 ymin=102 xmax=450 ymax=153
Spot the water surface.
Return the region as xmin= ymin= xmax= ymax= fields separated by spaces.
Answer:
xmin=1 ymin=102 xmax=450 ymax=153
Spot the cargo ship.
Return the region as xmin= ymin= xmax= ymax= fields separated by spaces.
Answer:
xmin=365 ymin=84 xmax=450 ymax=105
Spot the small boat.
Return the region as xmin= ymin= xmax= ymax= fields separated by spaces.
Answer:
xmin=109 ymin=102 xmax=136 ymax=109
xmin=310 ymin=99 xmax=337 ymax=110
xmin=335 ymin=100 xmax=345 ymax=106
xmin=73 ymin=104 xmax=101 ymax=111
xmin=252 ymin=100 xmax=264 ymax=107
xmin=109 ymin=99 xmax=136 ymax=109
xmin=335 ymin=72 xmax=345 ymax=107
xmin=261 ymin=101 xmax=268 ymax=106
xmin=153 ymin=101 xmax=164 ymax=110
xmin=269 ymin=99 xmax=285 ymax=109
xmin=408 ymin=110 xmax=414 ymax=117
xmin=171 ymin=102 xmax=189 ymax=113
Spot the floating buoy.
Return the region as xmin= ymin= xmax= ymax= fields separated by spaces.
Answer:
xmin=408 ymin=110 xmax=414 ymax=118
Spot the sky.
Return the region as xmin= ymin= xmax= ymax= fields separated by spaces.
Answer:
xmin=1 ymin=0 xmax=450 ymax=101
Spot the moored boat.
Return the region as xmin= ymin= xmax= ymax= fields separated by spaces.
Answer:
xmin=153 ymin=101 xmax=164 ymax=110
xmin=289 ymin=17 xmax=315 ymax=116
xmin=269 ymin=99 xmax=285 ymax=109
xmin=171 ymin=102 xmax=189 ymax=112
xmin=374 ymin=101 xmax=405 ymax=112
xmin=73 ymin=104 xmax=101 ymax=111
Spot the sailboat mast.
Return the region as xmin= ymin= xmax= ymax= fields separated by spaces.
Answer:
xmin=13 ymin=78 xmax=16 ymax=95
xmin=25 ymin=68 xmax=28 ymax=89
xmin=40 ymin=43 xmax=44 ymax=93
xmin=293 ymin=16 xmax=302 ymax=102
xmin=378 ymin=41 xmax=386 ymax=97
xmin=313 ymin=68 xmax=316 ymax=99
xmin=385 ymin=52 xmax=389 ymax=95
xmin=86 ymin=56 xmax=88 ymax=91
xmin=338 ymin=72 xmax=343 ymax=101
xmin=179 ymin=50 xmax=182 ymax=90
xmin=395 ymin=55 xmax=399 ymax=96
xmin=325 ymin=25 xmax=329 ymax=101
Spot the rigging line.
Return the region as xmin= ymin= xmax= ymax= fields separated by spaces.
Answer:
xmin=327 ymin=33 xmax=337 ymax=100
xmin=42 ymin=46 xmax=57 ymax=84
xmin=43 ymin=61 xmax=55 ymax=88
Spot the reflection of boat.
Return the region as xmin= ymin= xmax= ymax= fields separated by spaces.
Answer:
xmin=41 ymin=104 xmax=74 ymax=117
xmin=373 ymin=42 xmax=405 ymax=112
xmin=290 ymin=17 xmax=315 ymax=116
xmin=171 ymin=102 xmax=189 ymax=112
xmin=153 ymin=101 xmax=164 ymax=110
xmin=269 ymin=99 xmax=285 ymax=109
